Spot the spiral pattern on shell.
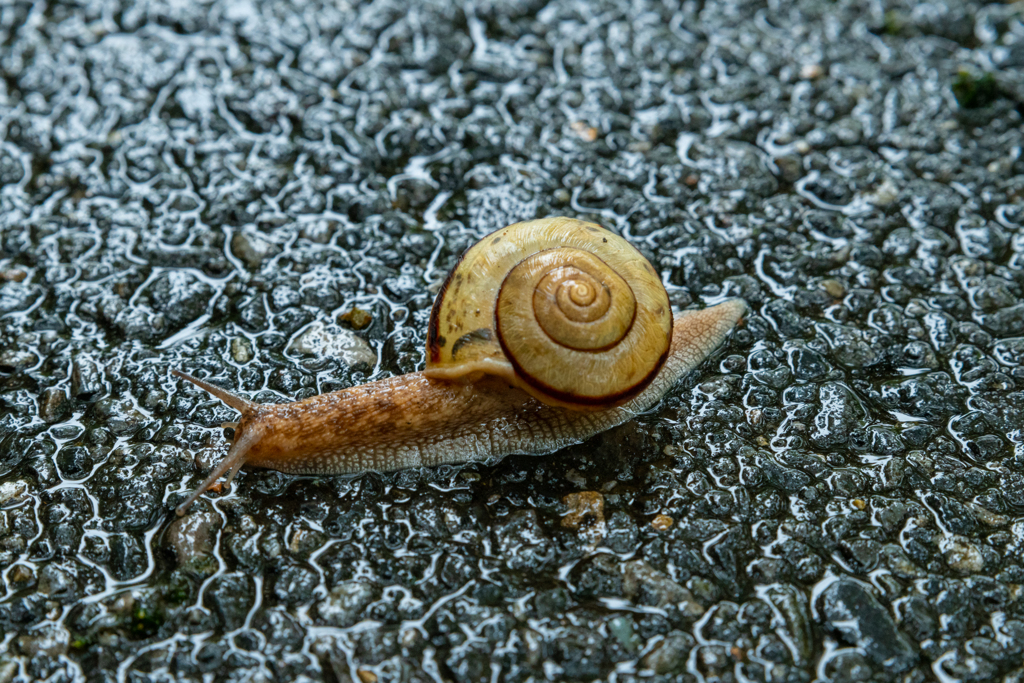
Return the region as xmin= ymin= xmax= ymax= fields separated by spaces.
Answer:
xmin=425 ymin=217 xmax=672 ymax=410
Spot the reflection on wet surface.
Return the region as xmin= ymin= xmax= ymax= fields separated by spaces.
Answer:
xmin=1 ymin=0 xmax=1023 ymax=680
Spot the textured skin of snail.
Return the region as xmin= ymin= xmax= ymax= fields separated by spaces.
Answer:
xmin=172 ymin=218 xmax=747 ymax=515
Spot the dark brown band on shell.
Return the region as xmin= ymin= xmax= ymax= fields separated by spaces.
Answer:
xmin=426 ymin=250 xmax=466 ymax=363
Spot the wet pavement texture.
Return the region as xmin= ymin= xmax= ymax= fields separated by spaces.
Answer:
xmin=1 ymin=0 xmax=1024 ymax=681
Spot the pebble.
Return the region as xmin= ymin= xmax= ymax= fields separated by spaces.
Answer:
xmin=287 ymin=321 xmax=376 ymax=368
xmin=230 ymin=337 xmax=253 ymax=363
xmin=39 ymin=387 xmax=70 ymax=423
xmin=0 ymin=269 xmax=27 ymax=282
xmin=71 ymin=355 xmax=104 ymax=401
xmin=231 ymin=230 xmax=281 ymax=270
xmin=818 ymin=579 xmax=917 ymax=671
xmin=651 ymin=514 xmax=674 ymax=531
xmin=944 ymin=537 xmax=984 ymax=574
xmin=38 ymin=564 xmax=73 ymax=596
xmin=338 ymin=307 xmax=373 ymax=330
xmin=149 ymin=271 xmax=214 ymax=327
xmin=561 ymin=491 xmax=606 ymax=543
xmin=641 ymin=632 xmax=695 ymax=674
xmin=314 ymin=581 xmax=379 ymax=627
xmin=16 ymin=625 xmax=69 ymax=657
xmin=167 ymin=509 xmax=222 ymax=571
xmin=0 ymin=480 xmax=29 ymax=505
xmin=8 ymin=564 xmax=35 ymax=587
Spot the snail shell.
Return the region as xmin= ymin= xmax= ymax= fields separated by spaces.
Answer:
xmin=424 ymin=217 xmax=672 ymax=409
xmin=171 ymin=217 xmax=746 ymax=515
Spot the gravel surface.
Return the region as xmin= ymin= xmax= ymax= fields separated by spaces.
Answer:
xmin=1 ymin=0 xmax=1024 ymax=681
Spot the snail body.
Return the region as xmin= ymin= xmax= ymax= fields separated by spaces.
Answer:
xmin=173 ymin=218 xmax=746 ymax=515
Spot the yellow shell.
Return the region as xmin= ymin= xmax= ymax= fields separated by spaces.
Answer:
xmin=424 ymin=217 xmax=673 ymax=410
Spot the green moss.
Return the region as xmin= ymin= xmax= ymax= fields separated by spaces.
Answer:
xmin=952 ymin=70 xmax=1000 ymax=109
xmin=882 ymin=10 xmax=905 ymax=35
xmin=131 ymin=603 xmax=164 ymax=637
xmin=164 ymin=571 xmax=193 ymax=604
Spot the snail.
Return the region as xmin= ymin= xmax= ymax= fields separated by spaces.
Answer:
xmin=172 ymin=217 xmax=746 ymax=515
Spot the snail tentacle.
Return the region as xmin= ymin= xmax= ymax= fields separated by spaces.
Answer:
xmin=172 ymin=369 xmax=253 ymax=412
xmin=172 ymin=370 xmax=265 ymax=516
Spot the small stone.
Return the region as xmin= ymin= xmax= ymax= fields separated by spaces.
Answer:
xmin=167 ymin=510 xmax=222 ymax=571
xmin=38 ymin=564 xmax=73 ymax=596
xmin=956 ymin=215 xmax=1008 ymax=261
xmin=820 ymin=279 xmax=845 ymax=299
xmin=0 ymin=659 xmax=17 ymax=683
xmin=562 ymin=492 xmax=604 ymax=530
xmin=39 ymin=387 xmax=71 ymax=423
xmin=621 ymin=559 xmax=703 ymax=615
xmin=865 ymin=178 xmax=899 ymax=207
xmin=208 ymin=573 xmax=255 ymax=629
xmin=800 ymin=63 xmax=824 ymax=79
xmin=641 ymin=632 xmax=695 ymax=674
xmin=824 ymin=651 xmax=874 ymax=683
xmin=287 ymin=321 xmax=376 ymax=367
xmin=16 ymin=625 xmax=69 ymax=657
xmin=773 ymin=155 xmax=802 ymax=183
xmin=0 ymin=480 xmax=28 ymax=505
xmin=651 ymin=514 xmax=674 ymax=531
xmin=943 ymin=537 xmax=984 ymax=574
xmin=0 ymin=269 xmax=27 ymax=282
xmin=564 ymin=468 xmax=586 ymax=487
xmin=812 ymin=382 xmax=863 ymax=448
xmin=338 ymin=307 xmax=373 ymax=330
xmin=761 ymin=584 xmax=813 ymax=664
xmin=607 ymin=616 xmax=639 ymax=653
xmin=287 ymin=527 xmax=326 ymax=558
xmin=231 ymin=337 xmax=253 ymax=363
xmin=0 ymin=282 xmax=40 ymax=315
xmin=299 ymin=219 xmax=336 ymax=244
xmin=357 ymin=670 xmax=377 ymax=683
xmin=272 ymin=564 xmax=317 ymax=605
xmin=148 ymin=271 xmax=214 ymax=327
xmin=492 ymin=510 xmax=555 ymax=572
xmin=9 ymin=564 xmax=34 ymax=587
xmin=114 ymin=305 xmax=166 ymax=342
xmin=231 ymin=230 xmax=280 ymax=270
xmin=109 ymin=593 xmax=135 ymax=615
xmin=314 ymin=581 xmax=378 ymax=627
xmin=570 ymin=121 xmax=598 ymax=142
xmin=71 ymin=355 xmax=105 ymax=401
xmin=819 ymin=579 xmax=916 ymax=671
xmin=0 ymin=348 xmax=38 ymax=371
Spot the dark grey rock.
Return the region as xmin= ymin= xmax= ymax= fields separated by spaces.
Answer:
xmin=641 ymin=632 xmax=695 ymax=674
xmin=71 ymin=355 xmax=104 ymax=402
xmin=38 ymin=387 xmax=70 ymax=423
xmin=819 ymin=579 xmax=917 ymax=672
xmin=491 ymin=510 xmax=554 ymax=572
xmin=37 ymin=564 xmax=73 ymax=597
xmin=149 ymin=270 xmax=214 ymax=327
xmin=812 ymin=382 xmax=864 ymax=449
xmin=167 ymin=509 xmax=222 ymax=573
